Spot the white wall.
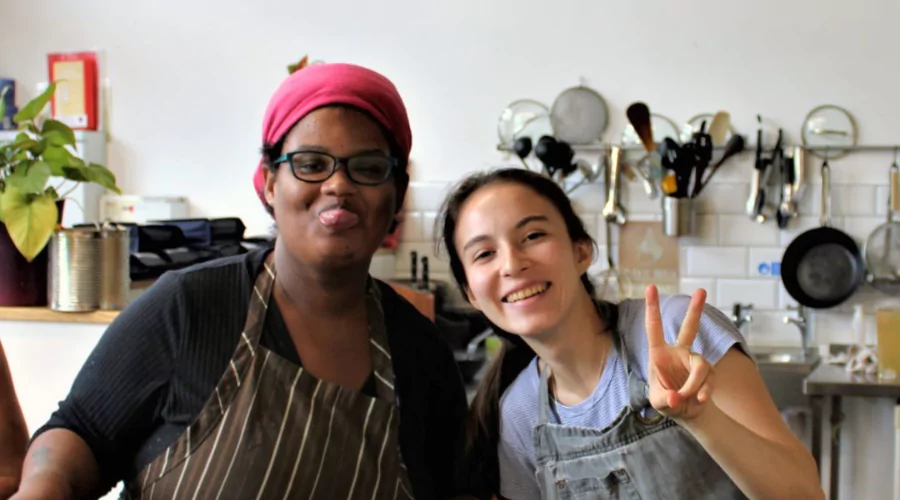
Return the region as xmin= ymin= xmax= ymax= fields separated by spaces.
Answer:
xmin=2 ymin=0 xmax=900 ymax=237
xmin=4 ymin=0 xmax=900 ymax=498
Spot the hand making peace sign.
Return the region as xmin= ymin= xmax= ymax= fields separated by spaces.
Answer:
xmin=644 ymin=284 xmax=713 ymax=421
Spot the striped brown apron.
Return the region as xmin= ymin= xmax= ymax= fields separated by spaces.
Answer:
xmin=123 ymin=256 xmax=415 ymax=499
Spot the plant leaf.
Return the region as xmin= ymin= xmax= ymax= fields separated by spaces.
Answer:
xmin=62 ymin=165 xmax=90 ymax=182
xmin=41 ymin=119 xmax=76 ymax=146
xmin=85 ymin=163 xmax=120 ymax=193
xmin=14 ymin=82 xmax=56 ymax=123
xmin=43 ymin=144 xmax=85 ymax=176
xmin=28 ymin=138 xmax=48 ymax=157
xmin=13 ymin=137 xmax=38 ymax=152
xmin=0 ymin=185 xmax=58 ymax=262
xmin=6 ymin=161 xmax=51 ymax=193
xmin=0 ymin=85 xmax=7 ymax=123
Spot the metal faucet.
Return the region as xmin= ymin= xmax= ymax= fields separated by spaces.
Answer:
xmin=731 ymin=303 xmax=754 ymax=330
xmin=783 ymin=304 xmax=810 ymax=354
xmin=466 ymin=329 xmax=495 ymax=355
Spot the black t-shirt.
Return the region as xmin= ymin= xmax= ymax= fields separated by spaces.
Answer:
xmin=34 ymin=249 xmax=468 ymax=499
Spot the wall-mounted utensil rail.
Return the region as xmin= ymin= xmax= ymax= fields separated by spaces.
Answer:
xmin=498 ymin=144 xmax=900 ymax=153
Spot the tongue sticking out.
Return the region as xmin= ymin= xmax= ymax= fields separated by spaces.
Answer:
xmin=319 ymin=208 xmax=359 ymax=231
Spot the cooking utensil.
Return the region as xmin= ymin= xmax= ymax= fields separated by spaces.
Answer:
xmin=801 ymin=104 xmax=858 ymax=160
xmin=631 ymin=157 xmax=659 ymax=199
xmin=550 ymin=85 xmax=609 ymax=145
xmin=626 ymin=102 xmax=654 ymax=153
xmin=781 ymin=160 xmax=865 ymax=309
xmin=602 ymin=146 xmax=627 ymax=225
xmin=661 ymin=174 xmax=678 ymax=195
xmin=420 ymin=255 xmax=429 ymax=290
xmin=596 ymin=161 xmax=627 ymax=300
xmin=864 ymin=158 xmax=900 ymax=295
xmin=513 ymin=136 xmax=533 ymax=170
xmin=747 ymin=118 xmax=774 ymax=222
xmin=688 ymin=121 xmax=714 ymax=198
xmin=792 ymin=146 xmax=807 ymax=202
xmin=659 ymin=137 xmax=680 ymax=168
xmin=696 ymin=134 xmax=746 ymax=193
xmin=777 ymin=155 xmax=797 ymax=229
xmin=534 ymin=135 xmax=558 ymax=177
xmin=680 ymin=112 xmax=738 ymax=145
xmin=554 ymin=140 xmax=576 ymax=181
xmin=497 ymin=99 xmax=552 ymax=147
xmin=707 ymin=111 xmax=731 ymax=146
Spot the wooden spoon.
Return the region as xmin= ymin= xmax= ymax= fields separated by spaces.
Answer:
xmin=708 ymin=111 xmax=731 ymax=146
xmin=626 ymin=102 xmax=654 ymax=153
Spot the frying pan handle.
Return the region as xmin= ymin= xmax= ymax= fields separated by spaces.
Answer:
xmin=820 ymin=161 xmax=832 ymax=227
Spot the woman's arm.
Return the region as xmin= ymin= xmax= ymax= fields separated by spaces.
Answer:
xmin=0 ymin=342 xmax=29 ymax=499
xmin=677 ymin=347 xmax=824 ymax=500
xmin=12 ymin=429 xmax=101 ymax=500
xmin=13 ymin=271 xmax=187 ymax=498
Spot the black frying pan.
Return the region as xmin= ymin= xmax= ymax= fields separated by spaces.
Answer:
xmin=781 ymin=160 xmax=865 ymax=309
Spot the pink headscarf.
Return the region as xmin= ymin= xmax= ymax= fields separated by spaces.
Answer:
xmin=252 ymin=63 xmax=412 ymax=206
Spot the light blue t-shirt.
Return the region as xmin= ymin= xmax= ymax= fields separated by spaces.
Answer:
xmin=497 ymin=295 xmax=749 ymax=500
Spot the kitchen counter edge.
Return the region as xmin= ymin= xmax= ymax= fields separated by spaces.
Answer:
xmin=0 ymin=307 xmax=120 ymax=324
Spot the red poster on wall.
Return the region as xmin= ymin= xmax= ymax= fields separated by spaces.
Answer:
xmin=47 ymin=51 xmax=98 ymax=130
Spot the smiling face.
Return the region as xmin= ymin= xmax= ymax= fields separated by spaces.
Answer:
xmin=263 ymin=106 xmax=405 ymax=271
xmin=453 ymin=181 xmax=593 ymax=338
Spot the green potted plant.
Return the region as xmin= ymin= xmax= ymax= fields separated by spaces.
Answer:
xmin=0 ymin=82 xmax=121 ymax=306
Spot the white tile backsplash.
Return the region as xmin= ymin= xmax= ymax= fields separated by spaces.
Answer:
xmin=831 ymin=185 xmax=878 ymax=216
xmin=718 ymin=215 xmax=780 ymax=246
xmin=874 ymin=186 xmax=890 ymax=216
xmin=749 ymin=311 xmax=802 ymax=346
xmin=685 ymin=247 xmax=747 ymax=277
xmin=778 ymin=215 xmax=830 ymax=246
xmin=679 ymin=214 xmax=718 ymax=246
xmin=679 ymin=278 xmax=716 ymax=298
xmin=841 ymin=216 xmax=884 ymax=244
xmin=404 ymin=182 xmax=452 ymax=211
xmin=400 ymin=212 xmax=424 ymax=242
xmin=694 ymin=183 xmax=748 ymax=215
xmin=748 ymin=247 xmax=785 ymax=278
xmin=716 ymin=279 xmax=778 ymax=311
xmin=422 ymin=212 xmax=438 ymax=241
xmin=394 ymin=160 xmax=897 ymax=347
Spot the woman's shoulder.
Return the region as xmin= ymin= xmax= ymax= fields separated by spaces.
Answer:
xmin=498 ymin=357 xmax=540 ymax=428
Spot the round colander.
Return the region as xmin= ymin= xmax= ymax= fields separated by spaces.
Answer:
xmin=550 ymin=85 xmax=609 ymax=145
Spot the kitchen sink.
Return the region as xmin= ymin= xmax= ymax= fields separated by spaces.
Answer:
xmin=749 ymin=345 xmax=821 ymax=410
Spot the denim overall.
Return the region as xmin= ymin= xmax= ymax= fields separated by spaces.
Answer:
xmin=532 ymin=335 xmax=747 ymax=499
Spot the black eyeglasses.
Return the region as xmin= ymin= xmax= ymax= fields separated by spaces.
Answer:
xmin=273 ymin=150 xmax=399 ymax=186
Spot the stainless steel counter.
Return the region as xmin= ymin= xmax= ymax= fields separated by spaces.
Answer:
xmin=804 ymin=362 xmax=900 ymax=500
xmin=805 ymin=363 xmax=900 ymax=398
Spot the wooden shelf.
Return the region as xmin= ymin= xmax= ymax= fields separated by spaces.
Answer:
xmin=0 ymin=307 xmax=120 ymax=324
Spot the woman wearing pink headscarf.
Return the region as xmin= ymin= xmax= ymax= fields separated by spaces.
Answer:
xmin=14 ymin=63 xmax=468 ymax=500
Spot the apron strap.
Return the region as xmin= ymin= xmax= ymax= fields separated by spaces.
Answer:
xmin=243 ymin=253 xmax=278 ymax=348
xmin=363 ymin=280 xmax=399 ymax=404
xmin=605 ymin=303 xmax=652 ymax=412
xmin=537 ymin=360 xmax=553 ymax=425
